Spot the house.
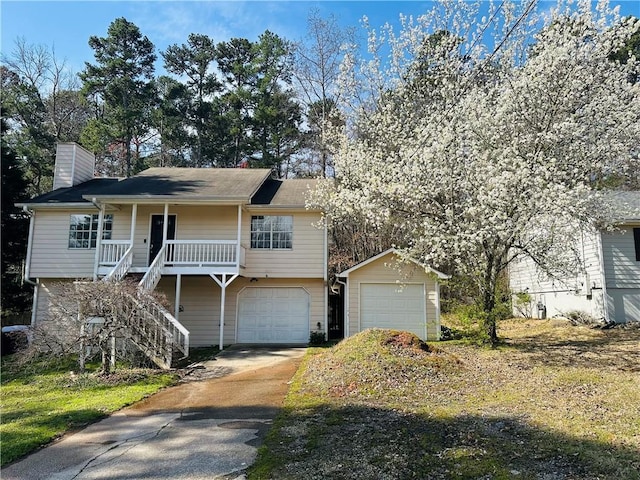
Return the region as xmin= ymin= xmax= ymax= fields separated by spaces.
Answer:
xmin=509 ymin=191 xmax=640 ymax=323
xmin=337 ymin=249 xmax=449 ymax=341
xmin=19 ymin=143 xmax=328 ymax=365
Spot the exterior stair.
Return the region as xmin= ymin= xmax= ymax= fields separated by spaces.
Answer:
xmin=114 ymin=291 xmax=189 ymax=369
xmin=98 ymin=249 xmax=190 ymax=369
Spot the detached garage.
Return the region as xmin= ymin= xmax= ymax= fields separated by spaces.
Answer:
xmin=338 ymin=249 xmax=449 ymax=341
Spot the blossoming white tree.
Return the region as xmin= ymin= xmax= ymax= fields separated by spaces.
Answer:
xmin=312 ymin=0 xmax=640 ymax=344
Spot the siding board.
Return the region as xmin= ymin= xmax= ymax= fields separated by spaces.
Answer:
xmin=157 ymin=276 xmax=324 ymax=347
xmin=30 ymin=209 xmax=99 ymax=278
xmin=602 ymin=227 xmax=640 ymax=288
xmin=30 ymin=205 xmax=324 ymax=278
xmin=242 ymin=210 xmax=324 ymax=278
xmin=509 ymin=230 xmax=607 ymax=319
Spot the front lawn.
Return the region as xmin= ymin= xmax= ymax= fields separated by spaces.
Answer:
xmin=0 ymin=358 xmax=177 ymax=466
xmin=249 ymin=319 xmax=640 ymax=479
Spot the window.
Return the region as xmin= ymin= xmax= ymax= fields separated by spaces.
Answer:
xmin=634 ymin=228 xmax=640 ymax=262
xmin=68 ymin=214 xmax=113 ymax=249
xmin=251 ymin=215 xmax=292 ymax=249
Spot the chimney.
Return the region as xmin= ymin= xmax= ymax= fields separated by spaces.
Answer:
xmin=52 ymin=142 xmax=95 ymax=190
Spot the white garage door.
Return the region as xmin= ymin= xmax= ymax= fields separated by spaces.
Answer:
xmin=360 ymin=283 xmax=426 ymax=339
xmin=237 ymin=287 xmax=309 ymax=343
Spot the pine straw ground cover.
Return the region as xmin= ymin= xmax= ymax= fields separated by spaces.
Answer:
xmin=249 ymin=319 xmax=640 ymax=480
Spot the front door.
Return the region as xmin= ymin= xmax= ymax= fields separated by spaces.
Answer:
xmin=149 ymin=214 xmax=176 ymax=265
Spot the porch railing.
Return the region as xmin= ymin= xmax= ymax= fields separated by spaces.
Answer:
xmin=100 ymin=240 xmax=132 ymax=266
xmin=100 ymin=240 xmax=242 ymax=277
xmin=165 ymin=240 xmax=239 ymax=266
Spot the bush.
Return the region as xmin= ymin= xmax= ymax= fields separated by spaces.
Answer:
xmin=309 ymin=331 xmax=326 ymax=346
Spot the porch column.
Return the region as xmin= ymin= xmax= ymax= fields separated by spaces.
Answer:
xmin=162 ymin=203 xmax=169 ymax=245
xmin=174 ymin=274 xmax=182 ymax=321
xmin=211 ymin=273 xmax=239 ymax=350
xmin=237 ymin=205 xmax=242 ymax=268
xmin=220 ymin=275 xmax=227 ymax=351
xmin=129 ymin=203 xmax=137 ymax=246
xmin=92 ymin=202 xmax=105 ymax=281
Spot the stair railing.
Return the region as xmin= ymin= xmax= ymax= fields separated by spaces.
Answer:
xmin=103 ymin=245 xmax=134 ymax=282
xmin=139 ymin=245 xmax=166 ymax=292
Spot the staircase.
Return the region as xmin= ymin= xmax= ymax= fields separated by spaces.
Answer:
xmin=100 ymin=245 xmax=190 ymax=369
xmin=114 ymin=290 xmax=189 ymax=369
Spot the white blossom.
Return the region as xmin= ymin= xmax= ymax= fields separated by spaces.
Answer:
xmin=311 ymin=0 xmax=640 ymax=341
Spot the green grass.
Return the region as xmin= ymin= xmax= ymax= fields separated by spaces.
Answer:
xmin=0 ymin=357 xmax=177 ymax=466
xmin=249 ymin=322 xmax=640 ymax=479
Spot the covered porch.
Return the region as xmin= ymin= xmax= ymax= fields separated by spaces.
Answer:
xmin=94 ymin=202 xmax=246 ymax=281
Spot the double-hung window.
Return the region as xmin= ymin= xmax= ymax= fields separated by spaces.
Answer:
xmin=68 ymin=214 xmax=113 ymax=249
xmin=250 ymin=215 xmax=292 ymax=249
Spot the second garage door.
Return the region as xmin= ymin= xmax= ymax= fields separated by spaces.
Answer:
xmin=360 ymin=283 xmax=427 ymax=339
xmin=237 ymin=287 xmax=309 ymax=343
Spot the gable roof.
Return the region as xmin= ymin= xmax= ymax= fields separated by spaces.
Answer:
xmin=251 ymin=178 xmax=320 ymax=207
xmin=86 ymin=168 xmax=272 ymax=203
xmin=603 ymin=190 xmax=640 ymax=223
xmin=337 ymin=248 xmax=450 ymax=279
xmin=18 ymin=178 xmax=121 ymax=207
xmin=19 ymin=168 xmax=321 ymax=208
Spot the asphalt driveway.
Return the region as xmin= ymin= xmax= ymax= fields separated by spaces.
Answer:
xmin=2 ymin=346 xmax=306 ymax=480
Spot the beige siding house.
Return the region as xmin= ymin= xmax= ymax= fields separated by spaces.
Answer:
xmin=509 ymin=191 xmax=640 ymax=323
xmin=21 ymin=143 xmax=327 ymax=356
xmin=337 ymin=249 xmax=449 ymax=341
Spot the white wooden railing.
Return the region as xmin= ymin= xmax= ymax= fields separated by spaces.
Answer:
xmin=100 ymin=240 xmax=132 ymax=266
xmin=139 ymin=245 xmax=166 ymax=292
xmin=135 ymin=292 xmax=190 ymax=359
xmin=114 ymin=290 xmax=189 ymax=368
xmin=165 ymin=240 xmax=239 ymax=266
xmin=103 ymin=245 xmax=134 ymax=282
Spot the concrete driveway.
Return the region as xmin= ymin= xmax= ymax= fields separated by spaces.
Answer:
xmin=2 ymin=346 xmax=306 ymax=480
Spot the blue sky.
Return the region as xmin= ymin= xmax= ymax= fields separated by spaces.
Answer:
xmin=2 ymin=0 xmax=639 ymax=76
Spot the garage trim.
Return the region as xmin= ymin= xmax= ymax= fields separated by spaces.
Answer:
xmin=235 ymin=286 xmax=310 ymax=344
xmin=358 ymin=282 xmax=427 ymax=339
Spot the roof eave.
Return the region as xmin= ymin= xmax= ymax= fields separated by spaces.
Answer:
xmin=17 ymin=202 xmax=96 ymax=209
xmin=84 ymin=195 xmax=251 ymax=205
xmin=337 ymin=248 xmax=450 ymax=279
xmin=247 ymin=204 xmax=319 ymax=210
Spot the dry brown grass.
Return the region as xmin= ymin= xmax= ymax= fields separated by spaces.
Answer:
xmin=250 ymin=320 xmax=640 ymax=480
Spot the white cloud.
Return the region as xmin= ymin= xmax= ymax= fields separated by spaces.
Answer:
xmin=130 ymin=1 xmax=311 ymax=53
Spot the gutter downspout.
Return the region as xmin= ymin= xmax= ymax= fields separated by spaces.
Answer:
xmin=596 ymin=230 xmax=610 ymax=322
xmin=30 ymin=280 xmax=39 ymax=326
xmin=336 ymin=277 xmax=348 ymax=337
xmin=92 ymin=199 xmax=105 ymax=281
xmin=22 ymin=206 xmax=39 ymax=325
xmin=323 ymin=217 xmax=328 ymax=339
xmin=435 ymin=281 xmax=442 ymax=341
xmin=22 ymin=206 xmax=37 ymax=286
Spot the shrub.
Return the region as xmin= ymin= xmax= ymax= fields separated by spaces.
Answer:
xmin=309 ymin=331 xmax=326 ymax=346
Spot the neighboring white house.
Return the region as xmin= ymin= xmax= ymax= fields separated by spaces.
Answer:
xmin=509 ymin=191 xmax=640 ymax=323
xmin=19 ymin=143 xmax=328 ymax=360
xmin=337 ymin=249 xmax=449 ymax=341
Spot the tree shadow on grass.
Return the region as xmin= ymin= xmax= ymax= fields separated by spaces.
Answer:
xmin=1 ymin=408 xmax=107 ymax=466
xmin=500 ymin=326 xmax=640 ymax=371
xmin=256 ymin=404 xmax=640 ymax=480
